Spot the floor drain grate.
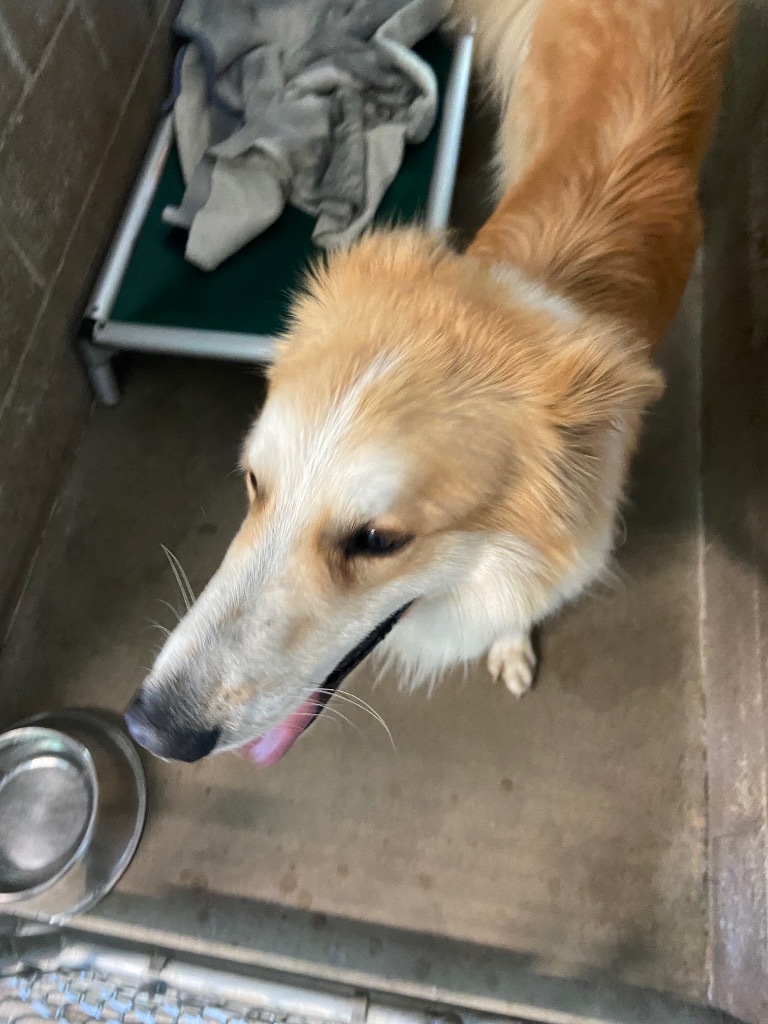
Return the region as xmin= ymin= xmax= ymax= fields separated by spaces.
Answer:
xmin=0 ymin=970 xmax=337 ymax=1024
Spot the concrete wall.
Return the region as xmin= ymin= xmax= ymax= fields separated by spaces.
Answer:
xmin=0 ymin=0 xmax=177 ymax=636
xmin=700 ymin=2 xmax=768 ymax=1020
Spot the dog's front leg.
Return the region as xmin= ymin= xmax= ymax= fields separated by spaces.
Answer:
xmin=487 ymin=631 xmax=537 ymax=697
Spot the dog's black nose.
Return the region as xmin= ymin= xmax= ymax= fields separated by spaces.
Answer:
xmin=125 ymin=690 xmax=220 ymax=763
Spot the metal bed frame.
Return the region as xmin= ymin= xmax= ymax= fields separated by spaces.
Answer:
xmin=79 ymin=32 xmax=475 ymax=407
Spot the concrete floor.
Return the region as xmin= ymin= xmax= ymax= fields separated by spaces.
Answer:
xmin=3 ymin=6 xmax=768 ymax=1022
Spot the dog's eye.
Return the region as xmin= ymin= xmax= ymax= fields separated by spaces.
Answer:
xmin=246 ymin=471 xmax=258 ymax=498
xmin=344 ymin=527 xmax=411 ymax=558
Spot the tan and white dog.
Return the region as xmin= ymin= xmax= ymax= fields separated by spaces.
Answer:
xmin=126 ymin=0 xmax=733 ymax=764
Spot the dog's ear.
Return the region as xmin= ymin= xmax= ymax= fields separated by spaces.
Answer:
xmin=544 ymin=330 xmax=664 ymax=434
xmin=531 ymin=331 xmax=663 ymax=512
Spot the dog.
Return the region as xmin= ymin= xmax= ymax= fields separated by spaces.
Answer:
xmin=126 ymin=0 xmax=733 ymax=764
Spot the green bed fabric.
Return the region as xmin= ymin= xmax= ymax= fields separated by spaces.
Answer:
xmin=111 ymin=34 xmax=450 ymax=338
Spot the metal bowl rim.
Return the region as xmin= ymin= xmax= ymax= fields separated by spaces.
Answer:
xmin=0 ymin=725 xmax=99 ymax=903
xmin=6 ymin=710 xmax=147 ymax=923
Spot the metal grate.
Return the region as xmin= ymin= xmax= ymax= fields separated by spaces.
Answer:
xmin=2 ymin=934 xmax=737 ymax=1024
xmin=0 ymin=970 xmax=337 ymax=1024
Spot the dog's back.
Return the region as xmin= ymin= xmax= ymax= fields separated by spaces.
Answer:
xmin=463 ymin=0 xmax=734 ymax=343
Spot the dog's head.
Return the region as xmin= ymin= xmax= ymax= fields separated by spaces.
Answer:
xmin=125 ymin=230 xmax=661 ymax=764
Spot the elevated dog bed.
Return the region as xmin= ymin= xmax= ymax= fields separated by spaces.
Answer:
xmin=81 ymin=32 xmax=473 ymax=405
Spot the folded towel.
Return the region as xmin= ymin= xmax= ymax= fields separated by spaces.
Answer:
xmin=164 ymin=0 xmax=450 ymax=271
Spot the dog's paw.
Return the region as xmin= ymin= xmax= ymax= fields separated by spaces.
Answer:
xmin=487 ymin=633 xmax=536 ymax=697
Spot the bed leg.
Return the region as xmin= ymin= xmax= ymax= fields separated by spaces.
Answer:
xmin=80 ymin=329 xmax=120 ymax=407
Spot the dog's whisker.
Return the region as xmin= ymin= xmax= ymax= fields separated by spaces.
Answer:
xmin=296 ymin=702 xmax=361 ymax=734
xmin=157 ymin=598 xmax=183 ymax=624
xmin=161 ymin=548 xmax=192 ymax=602
xmin=335 ymin=690 xmax=393 ymax=733
xmin=315 ymin=687 xmax=384 ymax=718
xmin=147 ymin=618 xmax=172 ymax=639
xmin=330 ymin=693 xmax=394 ymax=743
xmin=162 ymin=549 xmax=192 ymax=614
xmin=315 ymin=688 xmax=396 ymax=750
xmin=162 ymin=544 xmax=196 ymax=611
xmin=312 ymin=713 xmax=340 ymax=730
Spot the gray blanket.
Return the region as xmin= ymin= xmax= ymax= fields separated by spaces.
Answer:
xmin=164 ymin=0 xmax=449 ymax=271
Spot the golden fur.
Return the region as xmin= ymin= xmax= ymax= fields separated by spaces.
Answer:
xmin=127 ymin=0 xmax=734 ymax=763
xmin=465 ymin=0 xmax=732 ymax=341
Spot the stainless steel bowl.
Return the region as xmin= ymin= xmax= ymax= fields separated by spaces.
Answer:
xmin=0 ymin=727 xmax=98 ymax=903
xmin=1 ymin=710 xmax=146 ymax=924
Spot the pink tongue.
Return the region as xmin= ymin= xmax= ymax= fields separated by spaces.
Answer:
xmin=240 ymin=691 xmax=322 ymax=767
